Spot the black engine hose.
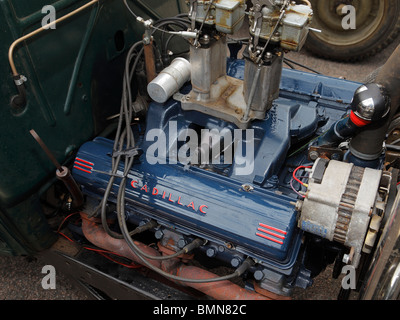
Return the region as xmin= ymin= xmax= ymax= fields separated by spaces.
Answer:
xmin=349 ymin=44 xmax=400 ymax=160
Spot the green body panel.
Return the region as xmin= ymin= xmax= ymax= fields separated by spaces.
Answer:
xmin=0 ymin=0 xmax=186 ymax=255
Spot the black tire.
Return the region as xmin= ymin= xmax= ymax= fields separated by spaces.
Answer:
xmin=305 ymin=0 xmax=400 ymax=61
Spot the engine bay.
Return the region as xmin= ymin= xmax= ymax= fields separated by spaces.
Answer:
xmin=5 ymin=0 xmax=400 ymax=300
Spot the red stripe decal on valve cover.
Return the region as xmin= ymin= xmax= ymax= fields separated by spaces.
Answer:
xmin=74 ymin=158 xmax=94 ymax=174
xmin=256 ymin=223 xmax=286 ymax=245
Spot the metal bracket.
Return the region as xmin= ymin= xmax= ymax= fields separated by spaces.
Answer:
xmin=14 ymin=74 xmax=27 ymax=86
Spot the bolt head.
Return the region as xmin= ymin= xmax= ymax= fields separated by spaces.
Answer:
xmin=177 ymin=239 xmax=187 ymax=249
xmin=254 ymin=270 xmax=265 ymax=281
xmin=309 ymin=150 xmax=319 ymax=161
xmin=231 ymin=258 xmax=240 ymax=268
xmin=206 ymin=248 xmax=216 ymax=257
xmin=155 ymin=230 xmax=164 ymax=240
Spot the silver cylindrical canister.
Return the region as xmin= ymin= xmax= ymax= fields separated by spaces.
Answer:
xmin=147 ymin=57 xmax=191 ymax=103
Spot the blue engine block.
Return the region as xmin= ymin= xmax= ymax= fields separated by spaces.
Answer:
xmin=72 ymin=59 xmax=361 ymax=292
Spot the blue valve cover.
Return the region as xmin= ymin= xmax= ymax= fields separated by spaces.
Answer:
xmin=73 ymin=136 xmax=301 ymax=268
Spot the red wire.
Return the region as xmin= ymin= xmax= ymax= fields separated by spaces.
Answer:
xmin=58 ymin=231 xmax=75 ymax=243
xmin=58 ymin=214 xmax=142 ymax=269
xmin=293 ymin=165 xmax=312 ymax=187
xmin=57 ymin=212 xmax=79 ymax=232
